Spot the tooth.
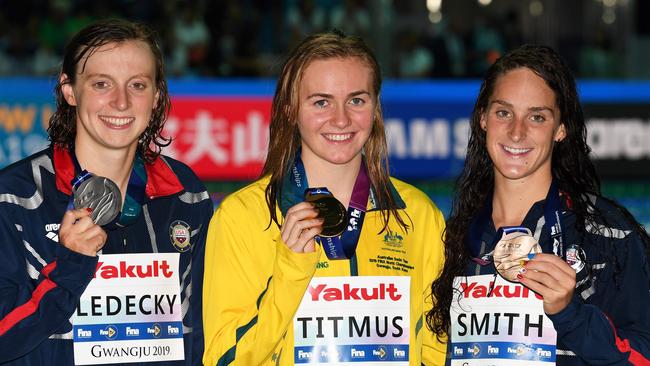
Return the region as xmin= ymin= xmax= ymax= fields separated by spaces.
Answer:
xmin=504 ymin=146 xmax=530 ymax=154
xmin=325 ymin=133 xmax=351 ymax=141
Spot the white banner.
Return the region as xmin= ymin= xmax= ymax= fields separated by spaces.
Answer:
xmin=293 ymin=276 xmax=410 ymax=365
xmin=450 ymin=274 xmax=556 ymax=365
xmin=72 ymin=253 xmax=184 ymax=365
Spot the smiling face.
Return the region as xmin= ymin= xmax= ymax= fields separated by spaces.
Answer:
xmin=480 ymin=67 xmax=566 ymax=186
xmin=297 ymin=57 xmax=375 ymax=170
xmin=62 ymin=40 xmax=159 ymax=158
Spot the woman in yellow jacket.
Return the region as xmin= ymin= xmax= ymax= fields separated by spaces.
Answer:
xmin=203 ymin=30 xmax=446 ymax=366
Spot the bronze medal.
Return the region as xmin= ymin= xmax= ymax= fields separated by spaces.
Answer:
xmin=493 ymin=229 xmax=542 ymax=282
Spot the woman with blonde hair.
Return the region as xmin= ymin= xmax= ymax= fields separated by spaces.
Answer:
xmin=203 ymin=31 xmax=446 ymax=365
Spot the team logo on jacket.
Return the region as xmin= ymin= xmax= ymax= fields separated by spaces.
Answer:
xmin=565 ymin=244 xmax=585 ymax=272
xmin=383 ymin=231 xmax=403 ymax=248
xmin=169 ymin=220 xmax=191 ymax=252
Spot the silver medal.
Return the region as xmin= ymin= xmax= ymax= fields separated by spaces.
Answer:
xmin=73 ymin=175 xmax=122 ymax=226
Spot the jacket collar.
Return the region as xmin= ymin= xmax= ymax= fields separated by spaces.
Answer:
xmin=52 ymin=145 xmax=184 ymax=199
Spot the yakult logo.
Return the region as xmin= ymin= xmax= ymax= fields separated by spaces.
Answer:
xmin=307 ymin=283 xmax=402 ymax=302
xmin=461 ymin=281 xmax=542 ymax=300
xmin=94 ymin=260 xmax=174 ymax=280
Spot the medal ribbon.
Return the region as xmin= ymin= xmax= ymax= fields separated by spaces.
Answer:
xmin=67 ymin=146 xmax=147 ymax=229
xmin=280 ymin=153 xmax=370 ymax=260
xmin=468 ymin=181 xmax=566 ymax=264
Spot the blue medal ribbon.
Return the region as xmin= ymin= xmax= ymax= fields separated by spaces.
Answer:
xmin=280 ymin=153 xmax=370 ymax=260
xmin=468 ymin=181 xmax=566 ymax=264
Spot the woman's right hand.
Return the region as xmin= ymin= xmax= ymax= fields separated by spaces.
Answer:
xmin=281 ymin=202 xmax=324 ymax=253
xmin=58 ymin=208 xmax=108 ymax=257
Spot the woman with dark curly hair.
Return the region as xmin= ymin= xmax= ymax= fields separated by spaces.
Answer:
xmin=0 ymin=19 xmax=212 ymax=365
xmin=427 ymin=44 xmax=650 ymax=365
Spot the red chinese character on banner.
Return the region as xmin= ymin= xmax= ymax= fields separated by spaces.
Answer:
xmin=164 ymin=98 xmax=271 ymax=180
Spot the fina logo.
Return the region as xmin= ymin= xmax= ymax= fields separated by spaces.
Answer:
xmin=469 ymin=344 xmax=481 ymax=357
xmin=516 ymin=345 xmax=530 ymax=357
xmin=507 ymin=344 xmax=533 ymax=357
xmin=350 ymin=348 xmax=365 ymax=358
xmin=487 ymin=345 xmax=499 ymax=355
xmin=76 ymin=327 xmax=92 ymax=339
xmin=148 ymin=323 xmax=162 ymax=338
xmin=99 ymin=325 xmax=118 ymax=340
xmin=453 ymin=346 xmax=464 ymax=356
xmin=372 ymin=346 xmax=387 ymax=360
xmin=393 ymin=348 xmax=406 ymax=359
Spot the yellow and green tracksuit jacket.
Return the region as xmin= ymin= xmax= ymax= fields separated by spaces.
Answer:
xmin=203 ymin=176 xmax=446 ymax=365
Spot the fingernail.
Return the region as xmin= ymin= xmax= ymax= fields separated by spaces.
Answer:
xmin=86 ymin=207 xmax=93 ymax=213
xmin=527 ymin=253 xmax=536 ymax=260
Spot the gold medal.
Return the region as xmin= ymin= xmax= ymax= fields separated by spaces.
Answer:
xmin=304 ymin=190 xmax=347 ymax=237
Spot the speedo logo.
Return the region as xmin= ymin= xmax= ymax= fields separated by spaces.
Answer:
xmin=94 ymin=260 xmax=174 ymax=280
xmin=307 ymin=283 xmax=402 ymax=302
xmin=461 ymin=281 xmax=542 ymax=300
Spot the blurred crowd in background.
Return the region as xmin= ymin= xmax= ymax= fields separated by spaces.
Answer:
xmin=1 ymin=0 xmax=648 ymax=79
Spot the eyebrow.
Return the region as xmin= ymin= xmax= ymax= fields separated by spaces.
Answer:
xmin=83 ymin=73 xmax=154 ymax=80
xmin=490 ymin=99 xmax=554 ymax=113
xmin=306 ymin=90 xmax=371 ymax=99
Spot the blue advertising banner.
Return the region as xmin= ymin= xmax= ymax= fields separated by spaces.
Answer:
xmin=0 ymin=78 xmax=54 ymax=168
xmin=382 ymin=100 xmax=471 ymax=178
xmin=0 ymin=78 xmax=649 ymax=179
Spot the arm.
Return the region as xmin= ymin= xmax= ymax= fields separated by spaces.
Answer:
xmin=546 ymin=230 xmax=650 ymax=365
xmin=202 ymin=197 xmax=321 ymax=366
xmin=0 ymin=208 xmax=99 ymax=362
xmin=422 ymin=205 xmax=448 ymax=365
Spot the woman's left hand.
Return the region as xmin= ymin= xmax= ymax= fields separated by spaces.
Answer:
xmin=518 ymin=253 xmax=576 ymax=315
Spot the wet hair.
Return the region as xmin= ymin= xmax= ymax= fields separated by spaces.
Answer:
xmin=47 ymin=18 xmax=170 ymax=163
xmin=262 ymin=30 xmax=408 ymax=232
xmin=427 ymin=44 xmax=650 ymax=340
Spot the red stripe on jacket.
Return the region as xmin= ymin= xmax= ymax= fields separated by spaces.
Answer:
xmin=0 ymin=262 xmax=58 ymax=336
xmin=609 ymin=315 xmax=650 ymax=365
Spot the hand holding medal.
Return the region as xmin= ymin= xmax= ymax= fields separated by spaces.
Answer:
xmin=304 ymin=188 xmax=347 ymax=237
xmin=280 ymin=201 xmax=324 ymax=253
xmin=72 ymin=170 xmax=122 ymax=227
xmin=57 ymin=170 xmax=116 ymax=256
xmin=281 ymin=154 xmax=370 ymax=260
xmin=491 ymin=227 xmax=577 ymax=314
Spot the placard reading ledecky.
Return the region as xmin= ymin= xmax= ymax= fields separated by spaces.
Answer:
xmin=72 ymin=253 xmax=184 ymax=365
xmin=293 ymin=276 xmax=410 ymax=365
xmin=450 ymin=274 xmax=557 ymax=366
